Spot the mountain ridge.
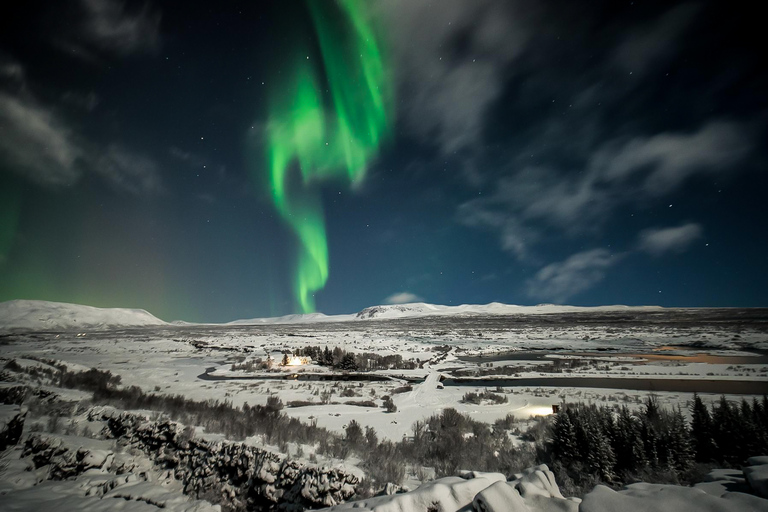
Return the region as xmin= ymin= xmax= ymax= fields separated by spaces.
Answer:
xmin=0 ymin=299 xmax=667 ymax=331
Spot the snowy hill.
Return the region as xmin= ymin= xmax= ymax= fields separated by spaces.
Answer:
xmin=231 ymin=302 xmax=663 ymax=325
xmin=0 ymin=300 xmax=167 ymax=331
xmin=354 ymin=302 xmax=663 ymax=320
xmin=0 ymin=299 xmax=665 ymax=330
xmin=226 ymin=312 xmax=356 ymax=325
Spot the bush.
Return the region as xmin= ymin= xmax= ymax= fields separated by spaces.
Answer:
xmin=383 ymin=396 xmax=397 ymax=413
xmin=391 ymin=385 xmax=413 ymax=395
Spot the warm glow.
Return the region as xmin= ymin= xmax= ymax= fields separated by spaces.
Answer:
xmin=525 ymin=406 xmax=555 ymax=417
xmin=286 ymin=356 xmax=310 ymax=366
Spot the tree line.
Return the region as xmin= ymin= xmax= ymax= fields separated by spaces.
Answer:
xmin=548 ymin=394 xmax=768 ymax=492
xmin=293 ymin=345 xmax=419 ymax=371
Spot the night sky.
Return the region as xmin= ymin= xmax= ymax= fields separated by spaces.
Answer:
xmin=1 ymin=0 xmax=766 ymax=322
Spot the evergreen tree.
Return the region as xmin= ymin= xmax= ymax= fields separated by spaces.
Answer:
xmin=323 ymin=346 xmax=332 ymax=366
xmin=690 ymin=393 xmax=716 ymax=462
xmin=338 ymin=353 xmax=358 ymax=371
xmin=712 ymin=395 xmax=739 ymax=464
xmin=345 ymin=419 xmax=364 ymax=450
xmin=665 ymin=406 xmax=693 ymax=472
xmin=584 ymin=421 xmax=616 ymax=481
xmin=613 ymin=406 xmax=647 ymax=474
xmin=551 ymin=409 xmax=578 ymax=464
xmin=639 ymin=418 xmax=660 ymax=468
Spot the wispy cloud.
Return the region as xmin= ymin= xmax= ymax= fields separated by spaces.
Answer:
xmin=526 ymin=222 xmax=704 ymax=302
xmin=527 ymin=249 xmax=623 ymax=303
xmin=54 ymin=0 xmax=161 ymax=60
xmin=613 ymin=3 xmax=699 ymax=75
xmin=384 ymin=292 xmax=424 ymax=304
xmin=592 ymin=121 xmax=751 ymax=195
xmin=458 ymin=120 xmax=752 ymax=260
xmin=96 ymin=145 xmax=163 ymax=195
xmin=79 ymin=0 xmax=162 ymax=55
xmin=637 ymin=223 xmax=703 ymax=256
xmin=0 ymin=92 xmax=83 ymax=187
xmin=0 ymin=87 xmax=162 ymax=195
xmin=377 ymin=0 xmax=534 ymax=180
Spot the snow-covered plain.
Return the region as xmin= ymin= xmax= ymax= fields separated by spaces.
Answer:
xmin=1 ymin=301 xmax=767 ymax=443
xmin=1 ymin=300 xmax=768 ymax=510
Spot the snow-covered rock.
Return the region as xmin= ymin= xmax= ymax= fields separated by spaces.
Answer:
xmin=580 ymin=482 xmax=768 ymax=512
xmin=88 ymin=409 xmax=360 ymax=510
xmin=321 ymin=461 xmax=768 ymax=512
xmin=744 ymin=456 xmax=768 ymax=499
xmin=0 ymin=300 xmax=166 ymax=331
xmin=320 ymin=464 xmax=579 ymax=512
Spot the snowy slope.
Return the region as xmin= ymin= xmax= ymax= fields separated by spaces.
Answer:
xmin=0 ymin=300 xmax=167 ymax=331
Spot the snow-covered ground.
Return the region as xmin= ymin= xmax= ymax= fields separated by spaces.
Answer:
xmin=1 ymin=301 xmax=767 ymax=443
xmin=1 ymin=300 xmax=768 ymax=510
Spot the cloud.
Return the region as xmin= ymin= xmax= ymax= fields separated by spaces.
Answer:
xmin=96 ymin=145 xmax=163 ymax=195
xmin=458 ymin=120 xmax=752 ymax=260
xmin=0 ymin=92 xmax=83 ymax=186
xmin=592 ymin=121 xmax=752 ymax=195
xmin=0 ymin=90 xmax=162 ymax=195
xmin=376 ymin=0 xmax=533 ymax=156
xmin=384 ymin=292 xmax=424 ymax=304
xmin=613 ymin=3 xmax=699 ymax=75
xmin=637 ymin=223 xmax=703 ymax=256
xmin=525 ymin=222 xmax=703 ymax=302
xmin=79 ymin=0 xmax=161 ymax=55
xmin=527 ymin=249 xmax=622 ymax=303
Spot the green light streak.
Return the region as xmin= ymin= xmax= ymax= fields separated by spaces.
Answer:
xmin=266 ymin=0 xmax=392 ymax=313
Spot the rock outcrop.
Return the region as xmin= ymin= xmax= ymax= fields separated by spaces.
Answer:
xmin=0 ymin=404 xmax=26 ymax=450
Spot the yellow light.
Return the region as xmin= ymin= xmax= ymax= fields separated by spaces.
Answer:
xmin=525 ymin=406 xmax=555 ymax=417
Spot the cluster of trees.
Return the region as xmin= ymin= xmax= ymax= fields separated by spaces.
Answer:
xmin=408 ymin=408 xmax=534 ymax=477
xmin=461 ymin=390 xmax=508 ymax=405
xmin=691 ymin=394 xmax=768 ymax=465
xmin=548 ymin=395 xmax=768 ymax=488
xmin=293 ymin=346 xmax=418 ymax=371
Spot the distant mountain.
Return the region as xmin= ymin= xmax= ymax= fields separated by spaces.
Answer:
xmin=0 ymin=299 xmax=665 ymax=331
xmin=226 ymin=312 xmax=355 ymax=325
xmin=354 ymin=302 xmax=663 ymax=320
xmin=0 ymin=300 xmax=167 ymax=331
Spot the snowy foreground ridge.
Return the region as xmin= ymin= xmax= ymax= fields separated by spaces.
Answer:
xmin=0 ymin=299 xmax=664 ymax=330
xmin=322 ymin=459 xmax=768 ymax=512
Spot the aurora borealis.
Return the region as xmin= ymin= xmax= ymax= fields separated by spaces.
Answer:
xmin=266 ymin=0 xmax=391 ymax=313
xmin=0 ymin=0 xmax=767 ymax=322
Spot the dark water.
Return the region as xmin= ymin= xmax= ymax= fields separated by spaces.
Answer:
xmin=442 ymin=377 xmax=768 ymax=395
xmin=460 ymin=349 xmax=768 ymax=365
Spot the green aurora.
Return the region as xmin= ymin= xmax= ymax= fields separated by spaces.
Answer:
xmin=265 ymin=0 xmax=392 ymax=313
